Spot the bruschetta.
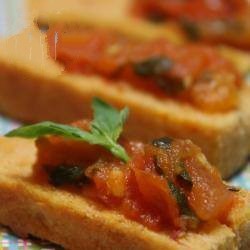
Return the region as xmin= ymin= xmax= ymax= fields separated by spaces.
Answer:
xmin=0 ymin=19 xmax=249 ymax=178
xmin=1 ymin=98 xmax=250 ymax=250
xmin=28 ymin=0 xmax=250 ymax=49
xmin=132 ymin=0 xmax=250 ymax=49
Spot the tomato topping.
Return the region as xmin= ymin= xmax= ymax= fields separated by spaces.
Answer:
xmin=133 ymin=0 xmax=248 ymax=22
xmin=35 ymin=131 xmax=236 ymax=234
xmin=132 ymin=0 xmax=250 ymax=49
xmin=47 ymin=26 xmax=240 ymax=113
xmin=134 ymin=168 xmax=182 ymax=228
xmin=186 ymin=157 xmax=234 ymax=221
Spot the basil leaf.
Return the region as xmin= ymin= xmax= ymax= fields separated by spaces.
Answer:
xmin=6 ymin=98 xmax=130 ymax=162
xmin=6 ymin=122 xmax=93 ymax=140
xmin=91 ymin=98 xmax=129 ymax=142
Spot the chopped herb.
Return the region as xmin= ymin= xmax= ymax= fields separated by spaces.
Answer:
xmin=156 ymin=76 xmax=185 ymax=94
xmin=176 ymin=160 xmax=193 ymax=187
xmin=153 ymin=143 xmax=197 ymax=221
xmin=154 ymin=156 xmax=165 ymax=176
xmin=133 ymin=57 xmax=186 ymax=95
xmin=152 ymin=137 xmax=173 ymax=150
xmin=147 ymin=12 xmax=166 ymax=23
xmin=168 ymin=181 xmax=193 ymax=216
xmin=181 ymin=215 xmax=200 ymax=230
xmin=6 ymin=98 xmax=130 ymax=162
xmin=227 ymin=185 xmax=241 ymax=192
xmin=48 ymin=165 xmax=86 ymax=187
xmin=133 ymin=56 xmax=173 ymax=77
xmin=181 ymin=20 xmax=200 ymax=40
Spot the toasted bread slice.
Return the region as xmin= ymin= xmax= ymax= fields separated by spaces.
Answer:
xmin=0 ymin=136 xmax=249 ymax=250
xmin=0 ymin=23 xmax=249 ymax=179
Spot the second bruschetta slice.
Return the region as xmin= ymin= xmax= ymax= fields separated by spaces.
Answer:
xmin=0 ymin=21 xmax=249 ymax=178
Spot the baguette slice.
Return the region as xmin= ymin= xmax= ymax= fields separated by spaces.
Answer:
xmin=36 ymin=8 xmax=250 ymax=156
xmin=0 ymin=21 xmax=250 ymax=178
xmin=0 ymin=23 xmax=249 ymax=179
xmin=30 ymin=0 xmax=250 ymax=49
xmin=0 ymin=136 xmax=249 ymax=250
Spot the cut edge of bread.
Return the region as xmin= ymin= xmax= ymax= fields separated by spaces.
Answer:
xmin=0 ymin=136 xmax=249 ymax=250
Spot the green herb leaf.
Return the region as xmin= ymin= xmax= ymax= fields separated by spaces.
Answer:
xmin=91 ymin=98 xmax=129 ymax=142
xmin=133 ymin=56 xmax=173 ymax=77
xmin=181 ymin=20 xmax=200 ymax=40
xmin=48 ymin=165 xmax=86 ymax=187
xmin=6 ymin=122 xmax=93 ymax=140
xmin=168 ymin=181 xmax=193 ymax=216
xmin=6 ymin=98 xmax=130 ymax=162
xmin=176 ymin=160 xmax=193 ymax=187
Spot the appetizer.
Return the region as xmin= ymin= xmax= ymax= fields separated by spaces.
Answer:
xmin=0 ymin=21 xmax=249 ymax=178
xmin=30 ymin=0 xmax=250 ymax=49
xmin=1 ymin=98 xmax=250 ymax=250
xmin=132 ymin=0 xmax=250 ymax=49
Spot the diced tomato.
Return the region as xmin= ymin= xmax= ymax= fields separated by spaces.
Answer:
xmin=36 ymin=134 xmax=236 ymax=233
xmin=133 ymin=0 xmax=248 ymax=21
xmin=186 ymin=157 xmax=234 ymax=221
xmin=121 ymin=169 xmax=163 ymax=230
xmin=47 ymin=27 xmax=240 ymax=113
xmin=134 ymin=168 xmax=182 ymax=228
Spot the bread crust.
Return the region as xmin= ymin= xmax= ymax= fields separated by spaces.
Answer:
xmin=0 ymin=136 xmax=249 ymax=250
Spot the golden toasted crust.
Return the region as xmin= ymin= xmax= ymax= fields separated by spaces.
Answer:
xmin=0 ymin=136 xmax=249 ymax=250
